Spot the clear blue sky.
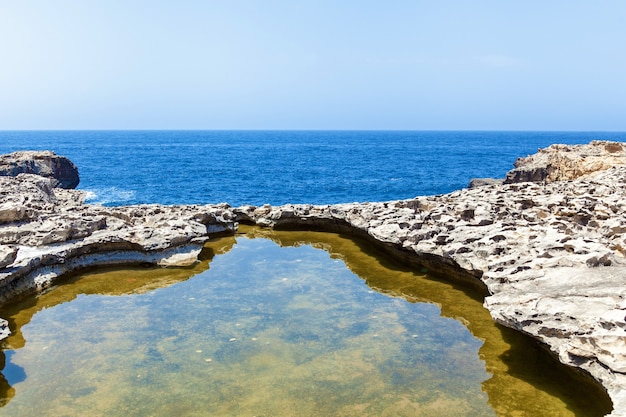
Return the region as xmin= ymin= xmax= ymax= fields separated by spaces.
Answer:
xmin=1 ymin=1 xmax=625 ymax=130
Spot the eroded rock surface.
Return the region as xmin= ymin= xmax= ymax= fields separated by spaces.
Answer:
xmin=505 ymin=140 xmax=626 ymax=184
xmin=0 ymin=151 xmax=80 ymax=189
xmin=0 ymin=173 xmax=236 ymax=307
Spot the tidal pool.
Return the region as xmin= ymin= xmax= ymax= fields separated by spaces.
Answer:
xmin=0 ymin=228 xmax=612 ymax=416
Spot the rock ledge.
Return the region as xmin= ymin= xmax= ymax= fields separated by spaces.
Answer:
xmin=0 ymin=161 xmax=237 ymax=306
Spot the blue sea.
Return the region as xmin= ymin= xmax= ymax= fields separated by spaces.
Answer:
xmin=1 ymin=130 xmax=624 ymax=206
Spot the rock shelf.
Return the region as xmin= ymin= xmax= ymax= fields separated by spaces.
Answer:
xmin=1 ymin=142 xmax=625 ymax=416
xmin=0 ymin=169 xmax=237 ymax=306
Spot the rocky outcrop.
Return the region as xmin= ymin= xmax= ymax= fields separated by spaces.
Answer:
xmin=505 ymin=140 xmax=626 ymax=184
xmin=469 ymin=140 xmax=626 ymax=187
xmin=233 ymin=141 xmax=626 ymax=417
xmin=0 ymin=173 xmax=236 ymax=307
xmin=0 ymin=151 xmax=80 ymax=189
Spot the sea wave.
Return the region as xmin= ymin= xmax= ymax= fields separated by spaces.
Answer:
xmin=83 ymin=187 xmax=137 ymax=206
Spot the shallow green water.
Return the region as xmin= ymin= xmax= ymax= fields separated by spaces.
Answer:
xmin=0 ymin=229 xmax=613 ymax=416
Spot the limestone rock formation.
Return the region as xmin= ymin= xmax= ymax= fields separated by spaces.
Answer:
xmin=505 ymin=140 xmax=626 ymax=184
xmin=0 ymin=173 xmax=236 ymax=307
xmin=0 ymin=246 xmax=17 ymax=269
xmin=0 ymin=151 xmax=80 ymax=189
xmin=467 ymin=177 xmax=503 ymax=188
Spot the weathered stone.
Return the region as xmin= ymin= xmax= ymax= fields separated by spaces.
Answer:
xmin=0 ymin=173 xmax=237 ymax=309
xmin=0 ymin=245 xmax=17 ymax=268
xmin=0 ymin=151 xmax=80 ymax=189
xmin=505 ymin=140 xmax=626 ymax=184
xmin=468 ymin=177 xmax=504 ymax=188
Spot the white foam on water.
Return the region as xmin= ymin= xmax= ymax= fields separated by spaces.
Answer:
xmin=83 ymin=187 xmax=136 ymax=205
xmin=82 ymin=190 xmax=97 ymax=200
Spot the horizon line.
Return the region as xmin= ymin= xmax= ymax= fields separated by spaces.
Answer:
xmin=1 ymin=128 xmax=626 ymax=133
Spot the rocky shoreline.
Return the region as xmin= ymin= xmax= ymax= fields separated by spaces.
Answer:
xmin=1 ymin=143 xmax=626 ymax=416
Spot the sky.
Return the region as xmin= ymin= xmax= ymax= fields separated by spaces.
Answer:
xmin=0 ymin=1 xmax=625 ymax=131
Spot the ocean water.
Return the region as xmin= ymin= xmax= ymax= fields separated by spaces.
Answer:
xmin=1 ymin=130 xmax=625 ymax=206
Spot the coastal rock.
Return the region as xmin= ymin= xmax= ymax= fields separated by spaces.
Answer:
xmin=467 ymin=177 xmax=503 ymax=188
xmin=0 ymin=246 xmax=17 ymax=269
xmin=0 ymin=151 xmax=80 ymax=189
xmin=505 ymin=140 xmax=626 ymax=184
xmin=0 ymin=173 xmax=237 ymax=307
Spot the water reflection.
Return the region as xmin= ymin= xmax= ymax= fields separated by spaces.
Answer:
xmin=0 ymin=227 xmax=612 ymax=416
xmin=242 ymin=227 xmax=612 ymax=416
